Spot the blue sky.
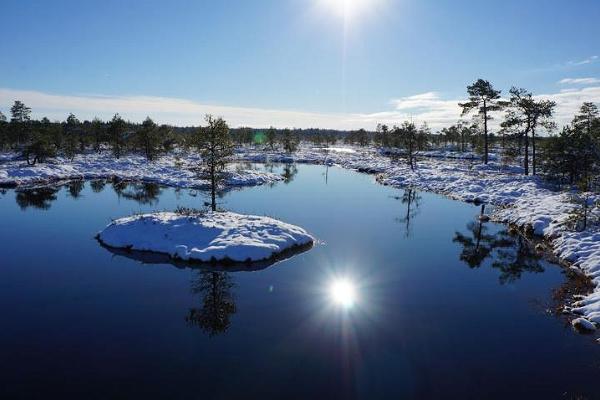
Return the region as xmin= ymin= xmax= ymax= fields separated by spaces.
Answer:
xmin=1 ymin=0 xmax=599 ymax=128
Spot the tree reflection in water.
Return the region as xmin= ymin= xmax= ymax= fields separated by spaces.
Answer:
xmin=15 ymin=187 xmax=59 ymax=210
xmin=90 ymin=179 xmax=107 ymax=193
xmin=112 ymin=181 xmax=162 ymax=205
xmin=492 ymin=232 xmax=544 ymax=284
xmin=97 ymin=227 xmax=312 ymax=338
xmin=453 ymin=205 xmax=544 ymax=283
xmin=282 ymin=163 xmax=298 ymax=185
xmin=394 ymin=188 xmax=422 ymax=238
xmin=68 ymin=179 xmax=85 ymax=198
xmin=186 ymin=271 xmax=236 ymax=337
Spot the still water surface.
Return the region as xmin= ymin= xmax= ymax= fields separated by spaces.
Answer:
xmin=1 ymin=164 xmax=599 ymax=399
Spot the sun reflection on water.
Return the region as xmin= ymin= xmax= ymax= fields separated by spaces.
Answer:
xmin=330 ymin=278 xmax=357 ymax=308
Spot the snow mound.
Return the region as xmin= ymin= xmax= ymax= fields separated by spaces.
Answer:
xmin=97 ymin=211 xmax=314 ymax=264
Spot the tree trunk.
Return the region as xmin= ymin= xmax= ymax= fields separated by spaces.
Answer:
xmin=531 ymin=128 xmax=536 ymax=175
xmin=211 ymin=166 xmax=216 ymax=211
xmin=523 ymin=131 xmax=529 ymax=175
xmin=483 ymin=101 xmax=489 ymax=164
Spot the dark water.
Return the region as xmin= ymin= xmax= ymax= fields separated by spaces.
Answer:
xmin=1 ymin=164 xmax=599 ymax=399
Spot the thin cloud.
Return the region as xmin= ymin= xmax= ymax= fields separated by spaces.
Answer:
xmin=559 ymin=77 xmax=600 ymax=85
xmin=567 ymin=55 xmax=599 ymax=66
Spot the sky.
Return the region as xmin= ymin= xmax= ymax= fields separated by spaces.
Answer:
xmin=1 ymin=0 xmax=599 ymax=130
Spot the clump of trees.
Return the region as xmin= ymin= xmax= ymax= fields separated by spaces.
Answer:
xmin=0 ymin=100 xmax=182 ymax=163
xmin=542 ymin=102 xmax=600 ymax=187
xmin=501 ymin=88 xmax=556 ymax=175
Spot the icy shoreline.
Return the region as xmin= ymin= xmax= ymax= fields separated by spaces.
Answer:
xmin=97 ymin=211 xmax=314 ymax=264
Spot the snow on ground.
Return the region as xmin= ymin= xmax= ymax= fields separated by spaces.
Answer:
xmin=239 ymin=145 xmax=600 ymax=329
xmin=0 ymin=151 xmax=282 ymax=188
xmin=97 ymin=211 xmax=314 ymax=263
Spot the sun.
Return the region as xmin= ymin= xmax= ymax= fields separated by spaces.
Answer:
xmin=319 ymin=0 xmax=374 ymax=22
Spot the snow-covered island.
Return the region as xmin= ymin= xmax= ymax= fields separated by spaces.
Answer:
xmin=97 ymin=211 xmax=314 ymax=265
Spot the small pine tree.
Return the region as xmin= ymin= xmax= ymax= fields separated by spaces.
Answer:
xmin=265 ymin=126 xmax=277 ymax=150
xmin=10 ymin=100 xmax=32 ymax=146
xmin=136 ymin=117 xmax=161 ymax=161
xmin=281 ymin=128 xmax=299 ymax=153
xmin=63 ymin=113 xmax=81 ymax=161
xmin=194 ymin=115 xmax=234 ymax=211
xmin=0 ymin=111 xmax=7 ymax=149
xmin=91 ymin=117 xmax=105 ymax=152
xmin=108 ymin=114 xmax=127 ymax=159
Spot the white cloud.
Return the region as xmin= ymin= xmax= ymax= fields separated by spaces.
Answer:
xmin=537 ymin=86 xmax=600 ymax=128
xmin=1 ymin=86 xmax=599 ymax=132
xmin=559 ymin=77 xmax=600 ymax=85
xmin=567 ymin=55 xmax=599 ymax=66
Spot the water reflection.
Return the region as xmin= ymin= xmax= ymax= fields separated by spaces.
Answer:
xmin=393 ymin=188 xmax=422 ymax=238
xmin=90 ymin=179 xmax=107 ymax=193
xmin=281 ymin=163 xmax=298 ymax=184
xmin=186 ymin=271 xmax=236 ymax=337
xmin=99 ymin=243 xmax=312 ymax=337
xmin=329 ymin=279 xmax=357 ymax=308
xmin=453 ymin=207 xmax=544 ymax=283
xmin=68 ymin=179 xmax=85 ymax=198
xmin=112 ymin=181 xmax=162 ymax=205
xmin=15 ymin=187 xmax=59 ymax=210
xmin=492 ymin=233 xmax=544 ymax=284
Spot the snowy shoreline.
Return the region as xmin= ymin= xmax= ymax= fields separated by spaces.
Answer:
xmin=0 ymin=151 xmax=282 ymax=189
xmin=97 ymin=211 xmax=314 ymax=265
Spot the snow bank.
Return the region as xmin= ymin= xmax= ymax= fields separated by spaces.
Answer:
xmin=0 ymin=151 xmax=281 ymax=189
xmin=97 ymin=211 xmax=314 ymax=264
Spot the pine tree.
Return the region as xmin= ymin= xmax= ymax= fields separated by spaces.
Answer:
xmin=459 ymin=79 xmax=507 ymax=164
xmin=91 ymin=117 xmax=105 ymax=152
xmin=0 ymin=111 xmax=7 ymax=149
xmin=392 ymin=121 xmax=427 ymax=170
xmin=280 ymin=128 xmax=299 ymax=153
xmin=573 ymin=102 xmax=600 ymax=136
xmin=265 ymin=126 xmax=277 ymax=150
xmin=194 ymin=115 xmax=234 ymax=211
xmin=502 ymin=88 xmax=555 ymax=175
xmin=136 ymin=117 xmax=161 ymax=161
xmin=63 ymin=113 xmax=81 ymax=161
xmin=108 ymin=114 xmax=127 ymax=159
xmin=9 ymin=100 xmax=32 ymax=146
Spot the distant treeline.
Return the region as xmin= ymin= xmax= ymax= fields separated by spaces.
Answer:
xmin=1 ymin=79 xmax=599 ymax=190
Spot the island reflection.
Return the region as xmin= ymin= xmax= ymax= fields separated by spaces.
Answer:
xmin=100 ymin=242 xmax=312 ymax=337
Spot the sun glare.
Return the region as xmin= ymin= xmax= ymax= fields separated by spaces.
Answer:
xmin=320 ymin=0 xmax=376 ymax=22
xmin=330 ymin=279 xmax=357 ymax=308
